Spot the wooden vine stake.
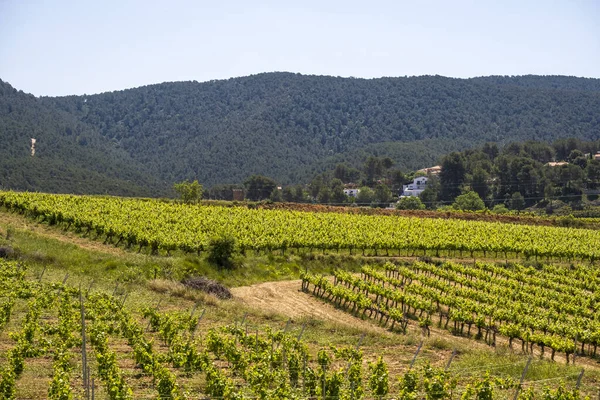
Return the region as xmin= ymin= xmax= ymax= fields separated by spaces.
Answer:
xmin=409 ymin=340 xmax=424 ymax=370
xmin=80 ymin=290 xmax=88 ymax=399
xmin=513 ymin=357 xmax=532 ymax=400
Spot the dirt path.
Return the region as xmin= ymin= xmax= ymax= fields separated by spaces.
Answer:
xmin=231 ymin=280 xmax=393 ymax=335
xmin=0 ymin=211 xmax=136 ymax=257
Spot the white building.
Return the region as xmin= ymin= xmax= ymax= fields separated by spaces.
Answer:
xmin=401 ymin=177 xmax=428 ymax=197
xmin=343 ymin=188 xmax=360 ymax=198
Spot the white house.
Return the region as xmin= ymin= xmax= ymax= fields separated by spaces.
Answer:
xmin=343 ymin=188 xmax=360 ymax=198
xmin=401 ymin=177 xmax=428 ymax=197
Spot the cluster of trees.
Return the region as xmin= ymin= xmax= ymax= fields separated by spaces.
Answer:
xmin=173 ymin=180 xmax=203 ymax=203
xmin=420 ymin=138 xmax=600 ymax=212
xmin=0 ymin=80 xmax=166 ymax=197
xmin=306 ymin=156 xmax=404 ymax=205
xmin=213 ymin=156 xmax=406 ymax=205
xmin=26 ymin=73 xmax=600 ymax=190
xmin=198 ymin=139 xmax=600 ymax=214
xmin=183 ymin=155 xmax=403 ymax=205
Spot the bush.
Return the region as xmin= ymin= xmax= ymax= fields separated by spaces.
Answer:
xmin=173 ymin=180 xmax=203 ymax=203
xmin=557 ymin=214 xmax=584 ymax=228
xmin=356 ymin=187 xmax=375 ymax=205
xmin=452 ymin=191 xmax=485 ymax=211
xmin=396 ymin=196 xmax=425 ymax=210
xmin=491 ymin=204 xmax=509 ymax=214
xmin=509 ymin=192 xmax=525 ymax=210
xmin=207 ymin=236 xmax=237 ymax=269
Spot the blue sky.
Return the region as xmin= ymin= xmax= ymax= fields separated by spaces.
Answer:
xmin=1 ymin=0 xmax=599 ymax=96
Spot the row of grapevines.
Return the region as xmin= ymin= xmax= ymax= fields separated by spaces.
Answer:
xmin=305 ymin=259 xmax=600 ymax=365
xmin=0 ymin=291 xmax=53 ymax=398
xmin=48 ymin=293 xmax=81 ymax=400
xmin=0 ymin=259 xmax=592 ymax=398
xmin=3 ymin=191 xmax=600 ymax=260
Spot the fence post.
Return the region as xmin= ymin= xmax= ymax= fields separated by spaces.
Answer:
xmin=297 ymin=323 xmax=306 ymax=341
xmin=80 ymin=290 xmax=88 ymax=399
xmin=409 ymin=340 xmax=424 ymax=369
xmin=576 ymin=369 xmax=584 ymax=390
xmin=86 ymin=279 xmax=95 ymax=297
xmin=190 ymin=302 xmax=199 ymax=318
xmin=573 ymin=334 xmax=578 ymax=365
xmin=355 ymin=332 xmax=366 ymax=351
xmin=513 ymin=357 xmax=532 ymax=400
xmin=120 ymin=292 xmax=129 ymax=309
xmin=192 ymin=309 xmax=206 ymax=338
xmin=445 ymin=349 xmax=457 ymax=371
xmin=240 ymin=312 xmax=249 ymax=325
xmin=38 ymin=266 xmax=46 ymax=282
xmin=283 ymin=318 xmax=291 ymax=334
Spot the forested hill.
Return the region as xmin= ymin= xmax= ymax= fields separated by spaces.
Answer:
xmin=471 ymin=75 xmax=600 ymax=91
xmin=0 ymin=80 xmax=167 ymax=196
xmin=2 ymin=73 xmax=600 ymax=194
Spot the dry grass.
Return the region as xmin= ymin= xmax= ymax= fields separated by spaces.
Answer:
xmin=147 ymin=278 xmax=221 ymax=306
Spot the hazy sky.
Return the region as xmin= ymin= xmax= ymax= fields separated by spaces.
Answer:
xmin=1 ymin=0 xmax=599 ymax=96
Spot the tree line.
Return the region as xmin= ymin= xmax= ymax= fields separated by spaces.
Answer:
xmin=179 ymin=138 xmax=600 ymax=215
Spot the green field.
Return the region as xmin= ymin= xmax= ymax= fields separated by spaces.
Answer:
xmin=2 ymin=191 xmax=600 ymax=261
xmin=1 ymin=193 xmax=599 ymax=398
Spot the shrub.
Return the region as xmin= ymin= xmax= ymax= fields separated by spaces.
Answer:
xmin=453 ymin=191 xmax=485 ymax=212
xmin=0 ymin=246 xmax=14 ymax=259
xmin=396 ymin=196 xmax=425 ymax=210
xmin=491 ymin=204 xmax=509 ymax=214
xmin=207 ymin=236 xmax=237 ymax=269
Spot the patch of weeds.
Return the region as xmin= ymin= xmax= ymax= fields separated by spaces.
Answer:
xmin=404 ymin=333 xmax=418 ymax=347
xmin=27 ymin=250 xmax=57 ymax=265
xmin=117 ymin=266 xmax=146 ymax=284
xmin=103 ymin=260 xmax=121 ymax=271
xmin=429 ymin=336 xmax=452 ymax=351
xmin=4 ymin=225 xmax=15 ymax=240
xmin=297 ymin=315 xmax=324 ymax=328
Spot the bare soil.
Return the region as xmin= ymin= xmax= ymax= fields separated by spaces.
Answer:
xmin=231 ymin=280 xmax=391 ymax=334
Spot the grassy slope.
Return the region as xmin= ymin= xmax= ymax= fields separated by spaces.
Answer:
xmin=0 ymin=209 xmax=598 ymax=397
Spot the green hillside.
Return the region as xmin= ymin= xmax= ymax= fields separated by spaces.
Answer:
xmin=0 ymin=80 xmax=167 ymax=196
xmin=2 ymin=73 xmax=600 ymax=193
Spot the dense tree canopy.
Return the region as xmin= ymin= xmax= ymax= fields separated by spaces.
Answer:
xmin=244 ymin=175 xmax=278 ymax=201
xmin=426 ymin=138 xmax=600 ymax=210
xmin=0 ymin=80 xmax=165 ymax=196
xmin=1 ymin=73 xmax=600 ymax=195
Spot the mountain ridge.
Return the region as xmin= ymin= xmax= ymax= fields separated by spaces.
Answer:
xmin=22 ymin=72 xmax=600 ymax=97
xmin=1 ymin=73 xmax=599 ymax=194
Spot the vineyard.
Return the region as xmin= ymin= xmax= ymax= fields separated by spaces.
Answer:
xmin=0 ymin=259 xmax=595 ymax=399
xmin=302 ymin=260 xmax=600 ymax=367
xmin=2 ymin=191 xmax=600 ymax=398
xmin=2 ymin=191 xmax=600 ymax=262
